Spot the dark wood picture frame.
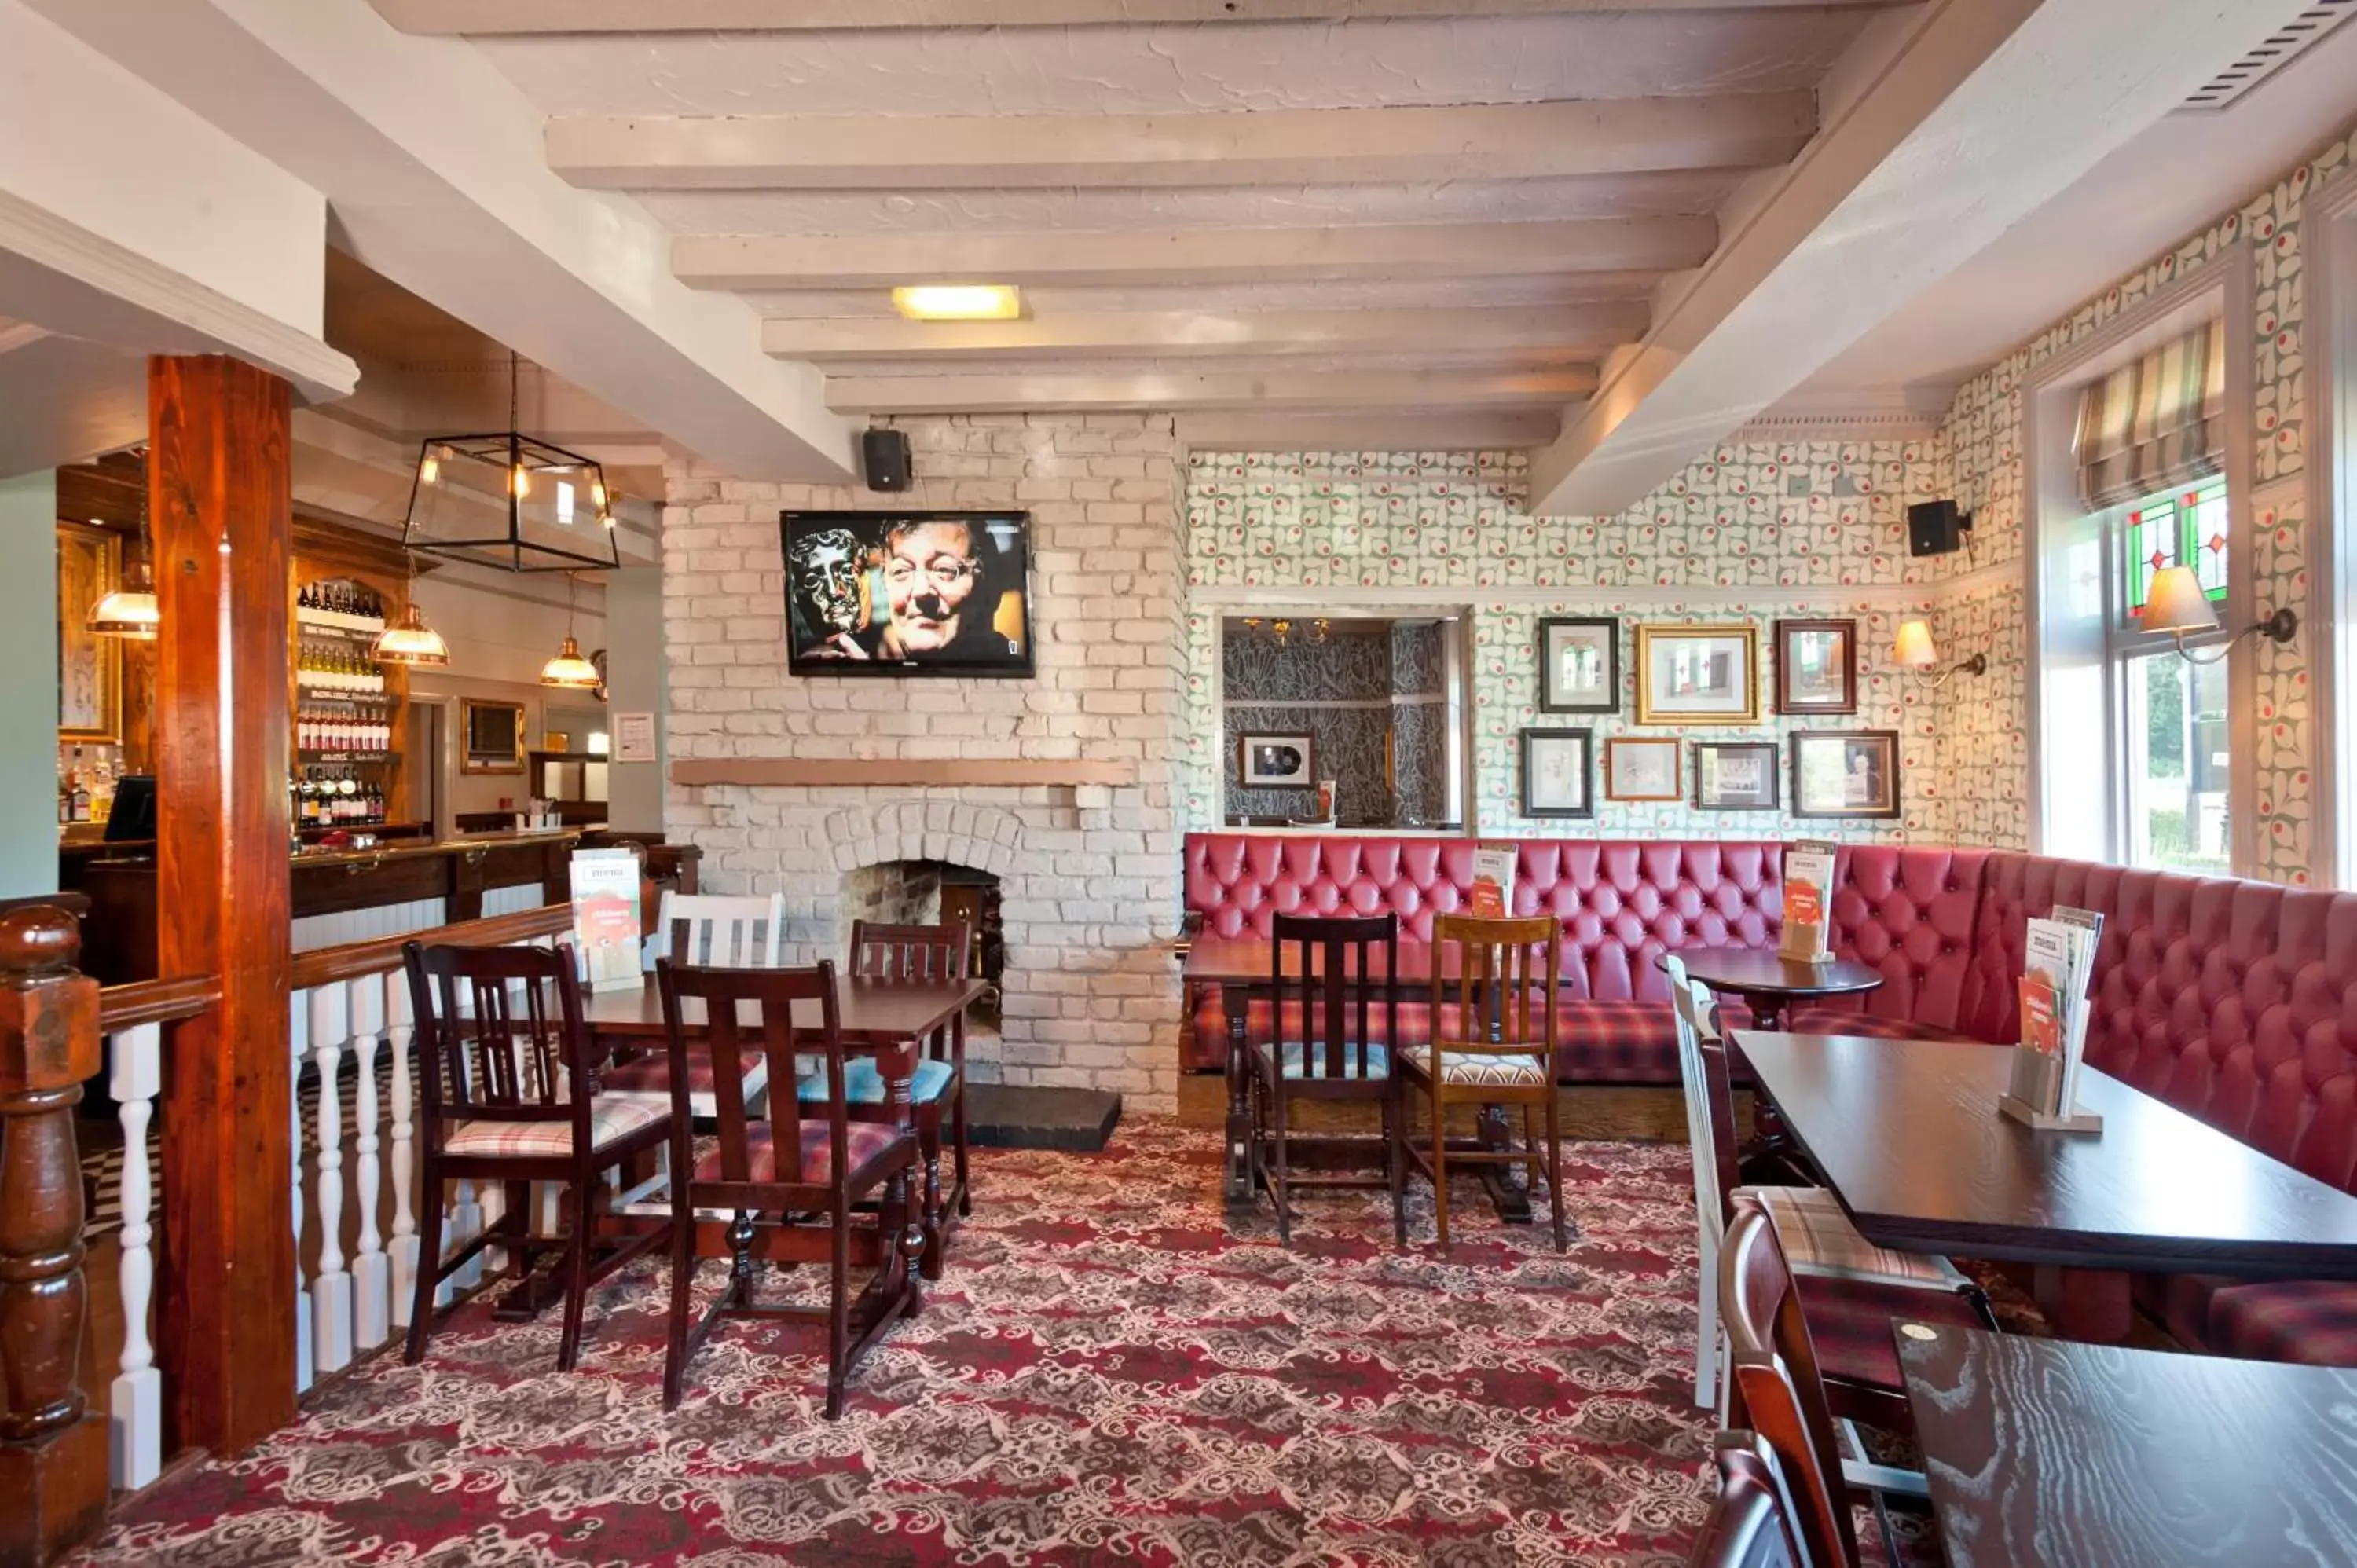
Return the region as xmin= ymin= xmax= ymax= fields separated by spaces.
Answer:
xmin=1791 ymin=728 xmax=1901 ymax=819
xmin=1538 ymin=616 xmax=1620 ymax=714
xmin=1603 ymin=737 xmax=1682 ymax=802
xmin=1519 ymin=727 xmax=1594 ymax=819
xmin=1236 ymin=732 xmax=1317 ymax=789
xmin=1775 ymin=617 xmax=1859 ymax=715
xmin=1692 ymin=741 xmax=1781 ymax=811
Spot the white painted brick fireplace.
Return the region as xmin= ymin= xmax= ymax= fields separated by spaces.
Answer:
xmin=662 ymin=414 xmax=1186 ymax=1110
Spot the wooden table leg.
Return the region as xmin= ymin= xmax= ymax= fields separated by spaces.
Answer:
xmin=2033 ymin=1266 xmax=2135 ymax=1342
xmin=1222 ymin=981 xmax=1254 ymax=1207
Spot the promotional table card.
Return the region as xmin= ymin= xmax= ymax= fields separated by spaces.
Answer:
xmin=2002 ymin=906 xmax=2106 ymax=1133
xmin=1778 ymin=840 xmax=1838 ymax=965
xmin=1469 ymin=847 xmax=1517 ymax=919
xmin=568 ymin=848 xmax=643 ymax=995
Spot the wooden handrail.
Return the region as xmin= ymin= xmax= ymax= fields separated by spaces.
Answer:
xmin=97 ymin=974 xmax=222 ymax=1034
xmin=289 ymin=902 xmax=572 ymax=990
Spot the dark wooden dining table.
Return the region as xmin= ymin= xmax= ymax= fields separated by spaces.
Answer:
xmin=1897 ymin=1321 xmax=2357 ymax=1567
xmin=1185 ymin=932 xmax=1551 ymax=1216
xmin=1738 ymin=1031 xmax=2357 ymax=1339
xmin=581 ymin=975 xmax=986 ymax=1274
xmin=1658 ymin=947 xmax=1883 ymax=1030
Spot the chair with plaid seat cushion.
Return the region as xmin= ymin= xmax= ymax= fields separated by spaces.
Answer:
xmin=658 ymin=958 xmax=924 ymax=1417
xmin=1248 ymin=911 xmax=1406 ymax=1247
xmin=791 ymin=919 xmax=974 ymax=1283
xmin=602 ymin=1046 xmax=771 ymax=1117
xmin=1670 ymin=954 xmax=1989 ymax=1411
xmin=1398 ymin=913 xmax=1567 ymax=1253
xmin=401 ymin=938 xmax=675 ymax=1373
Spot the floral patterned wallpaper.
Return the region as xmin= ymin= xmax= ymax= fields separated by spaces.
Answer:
xmin=1937 ymin=118 xmax=2356 ymax=885
xmin=1183 ymin=445 xmax=1953 ymax=844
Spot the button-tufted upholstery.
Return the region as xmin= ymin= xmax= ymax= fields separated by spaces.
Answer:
xmin=1185 ymin=834 xmax=1989 ymax=1082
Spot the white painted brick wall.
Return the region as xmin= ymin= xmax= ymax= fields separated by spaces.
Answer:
xmin=662 ymin=415 xmax=1186 ymax=1111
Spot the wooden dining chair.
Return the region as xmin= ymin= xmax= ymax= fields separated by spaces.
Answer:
xmin=791 ymin=918 xmax=972 ymax=1279
xmin=1690 ymin=1431 xmax=1813 ymax=1568
xmin=607 ymin=891 xmax=783 ymax=1122
xmin=656 ymin=958 xmax=926 ymax=1417
xmin=401 ymin=939 xmax=674 ymax=1371
xmin=1250 ymin=911 xmax=1405 ymax=1248
xmin=1396 ymin=913 xmax=1565 ymax=1252
xmin=1669 ymin=954 xmax=1991 ymax=1413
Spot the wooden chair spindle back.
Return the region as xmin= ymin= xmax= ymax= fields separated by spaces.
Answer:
xmin=849 ymin=918 xmax=971 ymax=984
xmin=1429 ymin=913 xmax=1559 ymax=1069
xmin=657 ymin=958 xmax=849 ymax=1189
xmin=402 ymin=940 xmax=591 ymax=1135
xmin=1270 ymin=912 xmax=1398 ymax=1079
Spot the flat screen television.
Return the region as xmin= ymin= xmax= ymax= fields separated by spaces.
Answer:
xmin=780 ymin=510 xmax=1034 ymax=678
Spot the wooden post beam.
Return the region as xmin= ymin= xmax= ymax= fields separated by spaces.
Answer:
xmin=150 ymin=355 xmax=297 ymax=1459
xmin=0 ymin=907 xmax=107 ymax=1566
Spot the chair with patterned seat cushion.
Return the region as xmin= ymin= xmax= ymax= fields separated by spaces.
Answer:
xmin=794 ymin=919 xmax=973 ymax=1280
xmin=1248 ymin=911 xmax=1406 ymax=1247
xmin=1670 ymin=954 xmax=1991 ymax=1412
xmin=658 ymin=958 xmax=925 ymax=1417
xmin=1398 ymin=913 xmax=1567 ymax=1253
xmin=607 ymin=892 xmax=786 ymax=1118
xmin=401 ymin=938 xmax=676 ymax=1372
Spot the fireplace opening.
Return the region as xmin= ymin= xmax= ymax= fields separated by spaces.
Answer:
xmin=841 ymin=858 xmax=1003 ymax=1032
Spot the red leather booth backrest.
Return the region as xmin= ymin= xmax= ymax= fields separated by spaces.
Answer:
xmin=1961 ymin=852 xmax=2357 ymax=1196
xmin=1182 ymin=834 xmax=1985 ymax=1029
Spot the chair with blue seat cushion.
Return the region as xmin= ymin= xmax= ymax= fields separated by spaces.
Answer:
xmin=1247 ymin=911 xmax=1406 ymax=1247
xmin=793 ymin=919 xmax=973 ymax=1281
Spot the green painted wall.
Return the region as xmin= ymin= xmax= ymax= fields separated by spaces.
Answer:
xmin=0 ymin=472 xmax=60 ymax=896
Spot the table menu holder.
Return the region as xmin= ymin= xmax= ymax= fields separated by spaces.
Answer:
xmin=1998 ymin=1084 xmax=2104 ymax=1135
xmin=1998 ymin=906 xmax=2106 ymax=1135
xmin=1777 ymin=839 xmax=1838 ymax=965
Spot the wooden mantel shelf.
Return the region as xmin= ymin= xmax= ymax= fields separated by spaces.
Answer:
xmin=669 ymin=757 xmax=1138 ymax=789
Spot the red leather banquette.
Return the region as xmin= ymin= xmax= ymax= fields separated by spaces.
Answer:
xmin=1183 ymin=833 xmax=2357 ymax=1366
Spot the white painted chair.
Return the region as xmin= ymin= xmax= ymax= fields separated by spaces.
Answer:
xmin=649 ymin=891 xmax=786 ymax=969
xmin=1668 ymin=954 xmax=1984 ymax=1413
xmin=608 ymin=892 xmax=786 ymax=1207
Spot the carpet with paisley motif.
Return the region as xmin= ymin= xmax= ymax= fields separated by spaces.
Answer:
xmin=72 ymin=1121 xmax=1721 ymax=1566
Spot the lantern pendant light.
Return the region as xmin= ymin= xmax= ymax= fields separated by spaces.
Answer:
xmin=540 ymin=571 xmax=601 ymax=690
xmin=88 ymin=454 xmax=159 ymax=641
xmin=400 ymin=351 xmax=621 ymax=573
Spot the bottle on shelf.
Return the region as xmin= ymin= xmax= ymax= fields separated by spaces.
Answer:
xmin=68 ymin=747 xmax=91 ymax=824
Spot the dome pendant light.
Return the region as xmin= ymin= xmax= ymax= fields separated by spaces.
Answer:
xmin=89 ymin=460 xmax=160 ymax=641
xmin=374 ymin=544 xmax=450 ymax=666
xmin=541 ymin=571 xmax=601 ymax=689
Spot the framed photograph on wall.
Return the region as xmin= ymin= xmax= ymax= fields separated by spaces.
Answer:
xmin=57 ymin=522 xmax=122 ymax=743
xmin=1694 ymin=741 xmax=1780 ymax=811
xmin=1519 ymin=727 xmax=1594 ymax=819
xmin=1775 ymin=618 xmax=1858 ymax=715
xmin=1237 ymin=733 xmax=1317 ymax=789
xmin=1538 ymin=617 xmax=1619 ymax=713
xmin=780 ymin=510 xmax=1034 ymax=677
xmin=1604 ymin=737 xmax=1681 ymax=802
xmin=1634 ymin=623 xmax=1761 ymax=724
xmin=1791 ymin=729 xmax=1901 ymax=819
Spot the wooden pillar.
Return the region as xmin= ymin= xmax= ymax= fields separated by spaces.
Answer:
xmin=0 ymin=906 xmax=107 ymax=1566
xmin=150 ymin=357 xmax=296 ymax=1456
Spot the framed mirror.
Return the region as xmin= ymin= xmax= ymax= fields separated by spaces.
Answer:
xmin=460 ymin=698 xmax=527 ymax=774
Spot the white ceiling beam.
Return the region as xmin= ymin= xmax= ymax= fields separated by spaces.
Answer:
xmin=376 ymin=0 xmax=1902 ymax=31
xmin=1175 ymin=408 xmax=1561 ymax=452
xmin=549 ymin=97 xmax=1816 ymax=192
xmin=825 ymin=368 xmax=1595 ymax=414
xmin=24 ymin=0 xmax=857 ymax=484
xmin=1529 ymin=0 xmax=2322 ymax=515
xmin=763 ymin=304 xmax=1646 ymax=362
xmin=677 ymin=218 xmax=1712 ymax=291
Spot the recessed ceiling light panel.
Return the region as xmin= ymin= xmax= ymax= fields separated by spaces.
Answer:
xmin=891 ymin=284 xmax=1024 ymax=321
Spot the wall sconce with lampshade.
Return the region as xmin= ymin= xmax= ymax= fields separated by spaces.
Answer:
xmin=1893 ymin=618 xmax=1987 ymax=690
xmin=2140 ymin=565 xmax=2298 ymax=664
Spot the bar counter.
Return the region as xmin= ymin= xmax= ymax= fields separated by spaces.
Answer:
xmin=73 ymin=828 xmax=588 ymax=984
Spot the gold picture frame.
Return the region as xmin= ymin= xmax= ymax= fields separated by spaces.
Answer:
xmin=461 ymin=698 xmax=529 ymax=775
xmin=1633 ymin=623 xmax=1761 ymax=726
xmin=57 ymin=522 xmax=123 ymax=743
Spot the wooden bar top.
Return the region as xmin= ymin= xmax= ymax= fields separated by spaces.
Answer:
xmin=288 ymin=826 xmax=581 ymax=868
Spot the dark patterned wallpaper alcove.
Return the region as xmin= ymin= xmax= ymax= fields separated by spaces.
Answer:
xmin=1222 ymin=620 xmax=1450 ymax=825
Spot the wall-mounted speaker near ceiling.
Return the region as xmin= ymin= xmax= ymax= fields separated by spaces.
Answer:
xmin=1907 ymin=499 xmax=1973 ymax=558
xmin=862 ymin=428 xmax=911 ymax=493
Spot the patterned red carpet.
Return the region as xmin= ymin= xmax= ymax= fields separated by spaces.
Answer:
xmin=77 ymin=1123 xmax=1722 ymax=1566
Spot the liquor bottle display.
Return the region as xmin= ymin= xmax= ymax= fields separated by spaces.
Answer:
xmin=291 ymin=567 xmax=409 ymax=833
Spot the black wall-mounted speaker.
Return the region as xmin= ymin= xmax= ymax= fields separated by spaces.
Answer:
xmin=862 ymin=428 xmax=912 ymax=493
xmin=1907 ymin=498 xmax=1972 ymax=557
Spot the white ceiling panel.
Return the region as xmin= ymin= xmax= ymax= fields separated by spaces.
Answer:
xmin=742 ymin=273 xmax=1665 ymax=317
xmin=478 ymin=12 xmax=1875 ymax=118
xmin=635 ymin=169 xmax=1745 ymax=234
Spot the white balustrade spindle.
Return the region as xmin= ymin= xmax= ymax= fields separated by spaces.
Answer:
xmin=349 ymin=973 xmax=389 ymax=1351
xmin=387 ymin=973 xmax=419 ymax=1330
xmin=107 ymin=1022 xmax=163 ymax=1490
xmin=310 ymin=982 xmax=353 ymax=1374
xmin=290 ymin=999 xmax=313 ymax=1395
